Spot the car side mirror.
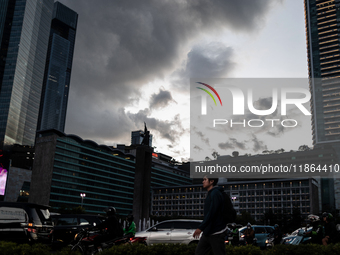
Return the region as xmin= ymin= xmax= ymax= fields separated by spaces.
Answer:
xmin=151 ymin=227 xmax=157 ymax=231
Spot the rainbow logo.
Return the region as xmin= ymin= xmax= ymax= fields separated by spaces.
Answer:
xmin=196 ymin=82 xmax=222 ymax=106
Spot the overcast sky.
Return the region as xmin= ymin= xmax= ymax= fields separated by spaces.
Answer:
xmin=58 ymin=0 xmax=310 ymax=161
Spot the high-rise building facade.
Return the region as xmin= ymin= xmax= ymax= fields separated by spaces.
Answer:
xmin=131 ymin=130 xmax=153 ymax=147
xmin=151 ymin=179 xmax=319 ymax=221
xmin=0 ymin=0 xmax=54 ymax=148
xmin=37 ymin=2 xmax=78 ymax=132
xmin=304 ymin=0 xmax=340 ymax=145
xmin=304 ymin=0 xmax=340 ymax=210
xmin=28 ymin=129 xmax=191 ymax=215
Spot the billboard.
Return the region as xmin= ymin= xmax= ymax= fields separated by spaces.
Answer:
xmin=0 ymin=166 xmax=7 ymax=196
xmin=0 ymin=150 xmax=9 ymax=196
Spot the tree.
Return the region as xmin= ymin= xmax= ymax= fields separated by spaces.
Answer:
xmin=232 ymin=151 xmax=239 ymax=157
xmin=274 ymin=148 xmax=285 ymax=154
xmin=298 ymin=145 xmax=311 ymax=151
xmin=212 ymin=151 xmax=220 ymax=159
xmin=205 ymin=157 xmax=211 ymax=161
xmin=262 ymin=150 xmax=274 ymax=154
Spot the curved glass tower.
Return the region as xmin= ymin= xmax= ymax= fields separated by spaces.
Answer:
xmin=37 ymin=2 xmax=78 ymax=132
xmin=0 ymin=0 xmax=54 ymax=148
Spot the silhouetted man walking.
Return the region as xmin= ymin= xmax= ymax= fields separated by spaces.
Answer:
xmin=193 ymin=176 xmax=227 ymax=255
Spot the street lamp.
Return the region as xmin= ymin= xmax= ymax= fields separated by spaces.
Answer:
xmin=80 ymin=193 xmax=86 ymax=208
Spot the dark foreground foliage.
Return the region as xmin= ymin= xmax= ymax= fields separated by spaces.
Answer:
xmin=1 ymin=241 xmax=340 ymax=255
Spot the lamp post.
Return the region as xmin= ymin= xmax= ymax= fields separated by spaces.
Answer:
xmin=80 ymin=193 xmax=86 ymax=208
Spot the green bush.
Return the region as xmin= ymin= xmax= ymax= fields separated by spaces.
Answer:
xmin=100 ymin=243 xmax=261 ymax=255
xmin=0 ymin=241 xmax=81 ymax=255
xmin=1 ymin=241 xmax=340 ymax=255
xmin=264 ymin=243 xmax=340 ymax=255
xmin=101 ymin=243 xmax=196 ymax=255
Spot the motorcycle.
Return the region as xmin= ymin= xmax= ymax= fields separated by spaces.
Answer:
xmin=71 ymin=229 xmax=146 ymax=254
xmin=265 ymin=234 xmax=275 ymax=249
xmin=239 ymin=233 xmax=257 ymax=246
xmin=224 ymin=228 xmax=233 ymax=246
xmin=282 ymin=229 xmax=311 ymax=245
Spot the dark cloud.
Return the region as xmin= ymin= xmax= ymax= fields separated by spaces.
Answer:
xmin=217 ymin=135 xmax=267 ymax=153
xmin=251 ymin=134 xmax=267 ymax=152
xmin=126 ymin=109 xmax=187 ymax=148
xmin=59 ymin=0 xmax=274 ymax=103
xmin=253 ymin=97 xmax=276 ymax=111
xmin=193 ymin=128 xmax=210 ymax=145
xmin=65 ymin=99 xmax=186 ymax=148
xmin=171 ymin=150 xmax=181 ymax=155
xmin=218 ymin=141 xmax=234 ymax=150
xmin=230 ymin=138 xmax=247 ymax=150
xmin=193 ymin=145 xmax=202 ymax=151
xmin=150 ymin=89 xmax=176 ymax=109
xmin=218 ymin=138 xmax=246 ymax=150
xmin=58 ymin=0 xmax=277 ymax=156
xmin=178 ymin=43 xmax=235 ymax=78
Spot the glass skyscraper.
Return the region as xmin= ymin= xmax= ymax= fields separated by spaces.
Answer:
xmin=131 ymin=130 xmax=153 ymax=147
xmin=304 ymin=0 xmax=340 ymax=145
xmin=304 ymin=0 xmax=340 ymax=210
xmin=0 ymin=0 xmax=54 ymax=148
xmin=37 ymin=2 xmax=78 ymax=132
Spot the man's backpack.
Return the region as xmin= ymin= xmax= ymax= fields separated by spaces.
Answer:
xmin=220 ymin=191 xmax=236 ymax=224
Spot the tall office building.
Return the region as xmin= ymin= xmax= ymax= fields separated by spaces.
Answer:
xmin=0 ymin=0 xmax=54 ymax=148
xmin=304 ymin=0 xmax=340 ymax=210
xmin=131 ymin=130 xmax=153 ymax=147
xmin=305 ymin=0 xmax=340 ymax=145
xmin=37 ymin=2 xmax=78 ymax=132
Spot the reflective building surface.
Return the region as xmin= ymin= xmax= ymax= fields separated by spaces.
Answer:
xmin=37 ymin=2 xmax=78 ymax=132
xmin=0 ymin=0 xmax=54 ymax=148
xmin=304 ymin=0 xmax=340 ymax=145
xmin=304 ymin=0 xmax=340 ymax=210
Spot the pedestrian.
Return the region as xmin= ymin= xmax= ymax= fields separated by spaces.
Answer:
xmin=193 ymin=176 xmax=227 ymax=255
xmin=243 ymin=223 xmax=255 ymax=245
xmin=273 ymin=224 xmax=282 ymax=245
xmin=321 ymin=212 xmax=336 ymax=245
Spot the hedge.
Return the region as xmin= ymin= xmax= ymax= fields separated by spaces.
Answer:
xmin=1 ymin=241 xmax=340 ymax=255
xmin=0 ymin=242 xmax=80 ymax=255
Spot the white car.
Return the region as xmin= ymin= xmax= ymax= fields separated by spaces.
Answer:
xmin=135 ymin=219 xmax=202 ymax=245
